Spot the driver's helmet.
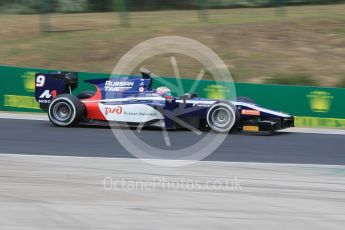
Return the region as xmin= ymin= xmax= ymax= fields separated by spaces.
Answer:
xmin=156 ymin=86 xmax=172 ymax=98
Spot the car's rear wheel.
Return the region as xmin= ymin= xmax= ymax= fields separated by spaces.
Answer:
xmin=77 ymin=91 xmax=96 ymax=99
xmin=207 ymin=101 xmax=239 ymax=133
xmin=48 ymin=94 xmax=85 ymax=127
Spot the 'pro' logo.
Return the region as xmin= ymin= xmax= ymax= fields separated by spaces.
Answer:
xmin=22 ymin=71 xmax=36 ymax=92
xmin=307 ymin=91 xmax=333 ymax=113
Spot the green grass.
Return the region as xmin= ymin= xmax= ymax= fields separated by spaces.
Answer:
xmin=264 ymin=73 xmax=318 ymax=86
xmin=336 ymin=77 xmax=345 ymax=88
xmin=0 ymin=4 xmax=344 ymax=87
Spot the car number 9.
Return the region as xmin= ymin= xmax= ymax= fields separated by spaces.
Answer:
xmin=36 ymin=75 xmax=46 ymax=87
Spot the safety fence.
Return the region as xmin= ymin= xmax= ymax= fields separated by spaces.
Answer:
xmin=1 ymin=65 xmax=344 ymax=128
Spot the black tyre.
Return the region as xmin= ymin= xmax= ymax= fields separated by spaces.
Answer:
xmin=206 ymin=101 xmax=240 ymax=133
xmin=236 ymin=96 xmax=256 ymax=104
xmin=77 ymin=91 xmax=96 ymax=100
xmin=48 ymin=94 xmax=85 ymax=127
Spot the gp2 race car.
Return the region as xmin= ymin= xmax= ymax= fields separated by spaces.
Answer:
xmin=34 ymin=70 xmax=294 ymax=133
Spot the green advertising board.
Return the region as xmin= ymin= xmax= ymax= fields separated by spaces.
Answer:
xmin=1 ymin=65 xmax=344 ymax=128
xmin=151 ymin=77 xmax=345 ymax=128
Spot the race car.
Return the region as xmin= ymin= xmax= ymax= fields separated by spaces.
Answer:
xmin=34 ymin=70 xmax=294 ymax=133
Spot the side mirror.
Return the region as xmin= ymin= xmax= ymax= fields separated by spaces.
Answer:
xmin=190 ymin=93 xmax=198 ymax=98
xmin=180 ymin=93 xmax=198 ymax=102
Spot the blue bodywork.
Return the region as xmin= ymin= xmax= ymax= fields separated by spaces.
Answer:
xmin=35 ymin=71 xmax=294 ymax=132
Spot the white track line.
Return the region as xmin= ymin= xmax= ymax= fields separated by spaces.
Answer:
xmin=0 ymin=153 xmax=344 ymax=168
xmin=1 ymin=112 xmax=344 ymax=135
xmin=282 ymin=127 xmax=345 ymax=135
xmin=1 ymin=153 xmax=343 ymax=230
xmin=0 ymin=112 xmax=48 ymax=121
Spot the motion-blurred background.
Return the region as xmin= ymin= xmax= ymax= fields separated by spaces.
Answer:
xmin=0 ymin=0 xmax=344 ymax=87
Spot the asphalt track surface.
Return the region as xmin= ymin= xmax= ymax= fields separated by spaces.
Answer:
xmin=1 ymin=118 xmax=345 ymax=229
xmin=1 ymin=118 xmax=344 ymax=165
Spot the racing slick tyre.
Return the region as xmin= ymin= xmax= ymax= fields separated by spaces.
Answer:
xmin=77 ymin=91 xmax=96 ymax=100
xmin=48 ymin=94 xmax=85 ymax=127
xmin=206 ymin=101 xmax=240 ymax=133
xmin=236 ymin=96 xmax=256 ymax=104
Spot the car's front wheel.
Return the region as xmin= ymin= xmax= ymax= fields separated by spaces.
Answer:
xmin=48 ymin=94 xmax=85 ymax=127
xmin=206 ymin=101 xmax=239 ymax=133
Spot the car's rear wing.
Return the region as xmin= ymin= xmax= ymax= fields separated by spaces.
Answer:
xmin=34 ymin=72 xmax=78 ymax=110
